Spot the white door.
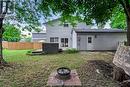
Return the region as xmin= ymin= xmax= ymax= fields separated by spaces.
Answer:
xmin=87 ymin=35 xmax=94 ymax=50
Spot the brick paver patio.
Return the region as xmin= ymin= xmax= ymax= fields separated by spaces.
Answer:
xmin=47 ymin=69 xmax=81 ymax=87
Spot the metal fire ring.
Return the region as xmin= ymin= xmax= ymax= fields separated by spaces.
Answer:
xmin=56 ymin=67 xmax=71 ymax=80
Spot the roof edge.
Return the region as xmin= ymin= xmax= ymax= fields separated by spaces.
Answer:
xmin=74 ymin=29 xmax=127 ymax=33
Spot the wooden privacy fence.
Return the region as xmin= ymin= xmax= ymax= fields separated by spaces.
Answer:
xmin=2 ymin=42 xmax=43 ymax=50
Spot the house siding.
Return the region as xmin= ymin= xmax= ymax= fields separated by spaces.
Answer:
xmin=77 ymin=33 xmax=126 ymax=51
xmin=32 ymin=33 xmax=46 ymax=42
xmin=72 ymin=30 xmax=77 ymax=49
xmin=41 ymin=19 xmax=127 ymax=51
xmin=45 ymin=20 xmax=90 ymax=50
xmin=45 ymin=20 xmax=73 ymax=50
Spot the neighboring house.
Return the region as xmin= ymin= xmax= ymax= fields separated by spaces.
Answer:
xmin=32 ymin=28 xmax=46 ymax=42
xmin=20 ymin=28 xmax=32 ymax=42
xmin=32 ymin=32 xmax=46 ymax=42
xmin=34 ymin=19 xmax=127 ymax=51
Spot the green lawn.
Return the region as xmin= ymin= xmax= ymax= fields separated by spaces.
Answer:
xmin=0 ymin=50 xmax=119 ymax=87
xmin=3 ymin=50 xmax=30 ymax=62
xmin=3 ymin=50 xmax=85 ymax=68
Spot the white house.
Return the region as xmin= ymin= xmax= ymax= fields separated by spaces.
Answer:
xmin=73 ymin=29 xmax=126 ymax=51
xmin=32 ymin=27 xmax=46 ymax=42
xmin=32 ymin=19 xmax=127 ymax=51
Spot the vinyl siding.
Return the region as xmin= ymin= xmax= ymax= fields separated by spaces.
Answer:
xmin=32 ymin=33 xmax=46 ymax=42
xmin=77 ymin=33 xmax=127 ymax=51
xmin=45 ymin=20 xmax=73 ymax=50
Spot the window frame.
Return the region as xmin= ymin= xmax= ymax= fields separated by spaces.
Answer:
xmin=50 ymin=37 xmax=59 ymax=43
xmin=61 ymin=38 xmax=68 ymax=47
xmin=88 ymin=37 xmax=92 ymax=43
xmin=63 ymin=23 xmax=69 ymax=27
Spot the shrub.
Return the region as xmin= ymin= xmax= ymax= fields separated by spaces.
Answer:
xmin=65 ymin=48 xmax=79 ymax=54
xmin=3 ymin=24 xmax=21 ymax=42
xmin=26 ymin=50 xmax=32 ymax=55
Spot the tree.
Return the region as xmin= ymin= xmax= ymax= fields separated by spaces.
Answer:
xmin=111 ymin=8 xmax=127 ymax=29
xmin=23 ymin=25 xmax=42 ymax=33
xmin=0 ymin=0 xmax=11 ymax=65
xmin=14 ymin=0 xmax=130 ymax=45
xmin=0 ymin=0 xmax=42 ymax=65
xmin=3 ymin=24 xmax=21 ymax=42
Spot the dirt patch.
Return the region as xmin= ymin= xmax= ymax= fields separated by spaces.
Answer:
xmin=88 ymin=60 xmax=113 ymax=77
xmin=78 ymin=60 xmax=120 ymax=87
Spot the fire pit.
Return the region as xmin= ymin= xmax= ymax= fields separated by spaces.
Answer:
xmin=56 ymin=67 xmax=71 ymax=80
xmin=47 ymin=69 xmax=81 ymax=86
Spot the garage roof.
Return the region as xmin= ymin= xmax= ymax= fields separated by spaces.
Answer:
xmin=74 ymin=29 xmax=126 ymax=33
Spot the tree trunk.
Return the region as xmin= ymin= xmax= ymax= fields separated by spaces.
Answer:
xmin=0 ymin=18 xmax=7 ymax=66
xmin=127 ymin=13 xmax=130 ymax=46
xmin=0 ymin=18 xmax=3 ymax=65
xmin=127 ymin=17 xmax=130 ymax=46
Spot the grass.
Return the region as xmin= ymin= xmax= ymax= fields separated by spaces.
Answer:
xmin=0 ymin=50 xmax=119 ymax=87
xmin=3 ymin=50 xmax=85 ymax=68
xmin=3 ymin=50 xmax=30 ymax=62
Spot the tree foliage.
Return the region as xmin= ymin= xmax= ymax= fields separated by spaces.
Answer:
xmin=14 ymin=0 xmax=40 ymax=25
xmin=13 ymin=0 xmax=130 ymax=28
xmin=22 ymin=24 xmax=42 ymax=32
xmin=111 ymin=9 xmax=126 ymax=29
xmin=12 ymin=0 xmax=130 ymax=45
xmin=44 ymin=0 xmax=118 ymax=24
xmin=3 ymin=24 xmax=21 ymax=42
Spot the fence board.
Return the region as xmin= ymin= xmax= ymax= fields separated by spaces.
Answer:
xmin=33 ymin=42 xmax=43 ymax=49
xmin=2 ymin=42 xmax=43 ymax=50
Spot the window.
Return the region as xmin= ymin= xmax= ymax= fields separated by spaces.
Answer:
xmin=88 ymin=37 xmax=92 ymax=43
xmin=50 ymin=37 xmax=59 ymax=43
xmin=61 ymin=38 xmax=68 ymax=47
xmin=64 ymin=23 xmax=69 ymax=27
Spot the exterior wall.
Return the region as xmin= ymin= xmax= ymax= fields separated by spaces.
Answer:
xmin=32 ymin=33 xmax=46 ymax=42
xmin=45 ymin=20 xmax=89 ymax=50
xmin=45 ymin=20 xmax=73 ymax=50
xmin=72 ymin=30 xmax=77 ymax=49
xmin=77 ymin=33 xmax=127 ymax=51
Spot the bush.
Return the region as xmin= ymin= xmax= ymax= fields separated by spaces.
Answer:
xmin=65 ymin=48 xmax=79 ymax=54
xmin=26 ymin=50 xmax=32 ymax=55
xmin=3 ymin=24 xmax=21 ymax=42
